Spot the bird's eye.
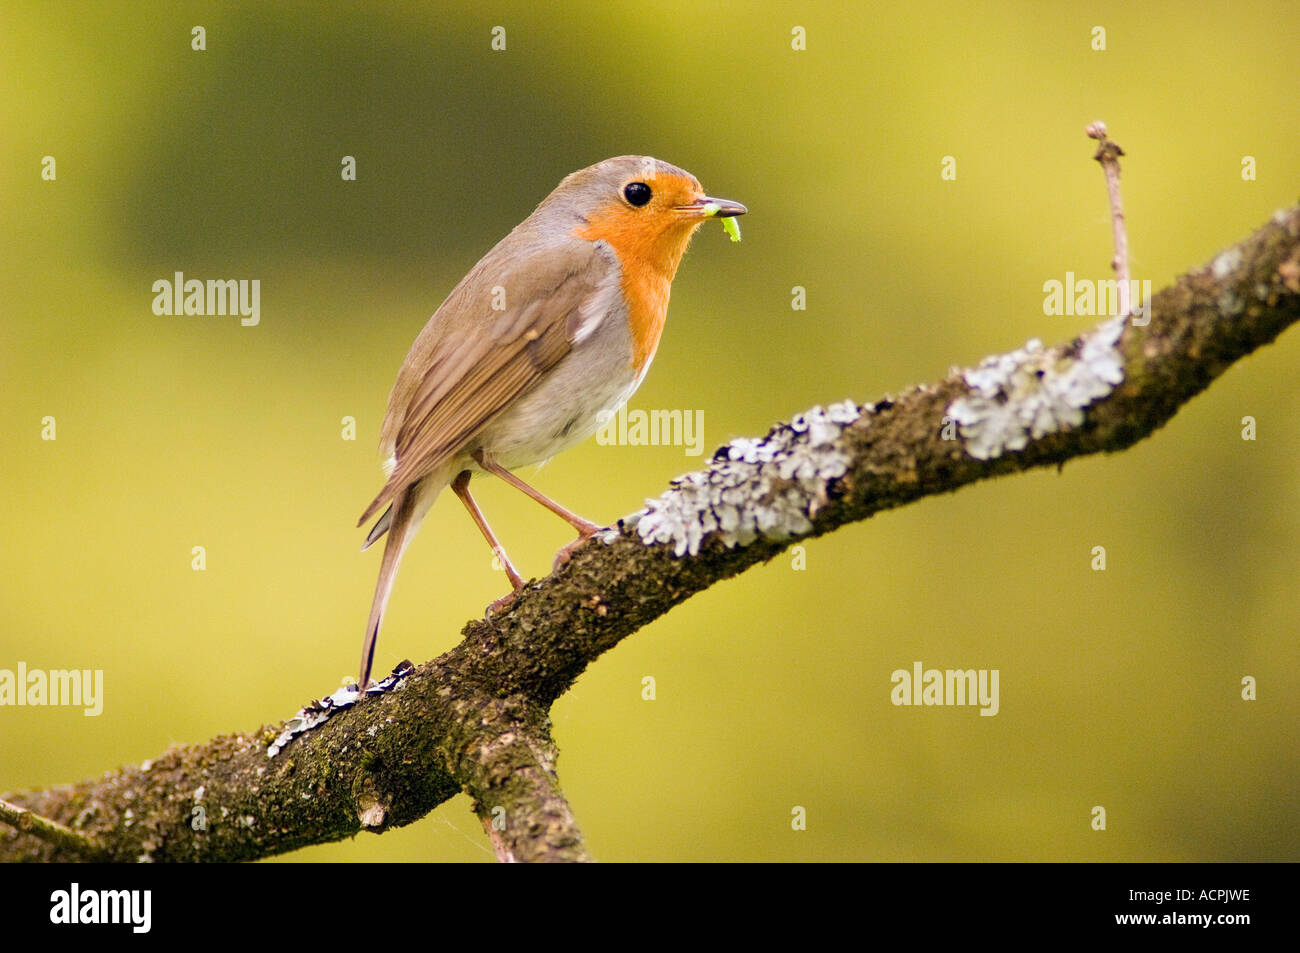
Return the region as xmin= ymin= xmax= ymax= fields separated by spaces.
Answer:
xmin=623 ymin=182 xmax=652 ymax=207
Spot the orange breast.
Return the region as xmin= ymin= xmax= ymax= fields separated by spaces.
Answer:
xmin=613 ymin=260 xmax=671 ymax=372
xmin=576 ymin=208 xmax=699 ymax=372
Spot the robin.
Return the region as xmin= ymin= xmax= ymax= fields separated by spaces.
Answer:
xmin=356 ymin=155 xmax=745 ymax=688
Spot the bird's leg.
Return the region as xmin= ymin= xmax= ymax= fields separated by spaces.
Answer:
xmin=471 ymin=450 xmax=603 ymax=571
xmin=451 ymin=470 xmax=526 ymax=603
xmin=472 ymin=450 xmax=602 ymax=535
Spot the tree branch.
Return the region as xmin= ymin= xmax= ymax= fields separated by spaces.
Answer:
xmin=461 ymin=701 xmax=591 ymax=863
xmin=3 ymin=203 xmax=1297 ymax=862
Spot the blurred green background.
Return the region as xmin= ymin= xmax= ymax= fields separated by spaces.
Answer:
xmin=2 ymin=1 xmax=1297 ymax=862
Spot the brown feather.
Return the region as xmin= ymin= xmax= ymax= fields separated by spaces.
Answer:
xmin=358 ymin=239 xmax=612 ymax=527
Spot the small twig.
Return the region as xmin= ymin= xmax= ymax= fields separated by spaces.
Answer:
xmin=1086 ymin=121 xmax=1131 ymax=316
xmin=0 ymin=796 xmax=109 ymax=861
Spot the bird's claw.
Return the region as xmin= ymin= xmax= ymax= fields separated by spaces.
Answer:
xmin=553 ymin=530 xmax=598 ymax=571
xmin=486 ymin=587 xmax=523 ymax=616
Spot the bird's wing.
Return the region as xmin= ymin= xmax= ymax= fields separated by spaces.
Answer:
xmin=358 ymin=237 xmax=618 ymax=528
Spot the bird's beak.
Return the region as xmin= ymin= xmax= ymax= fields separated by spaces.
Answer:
xmin=677 ymin=196 xmax=747 ymax=219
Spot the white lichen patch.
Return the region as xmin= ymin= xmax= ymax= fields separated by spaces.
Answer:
xmin=266 ymin=660 xmax=413 ymax=757
xmin=947 ymin=316 xmax=1126 ymax=460
xmin=1211 ymin=247 xmax=1243 ymax=279
xmin=627 ymin=400 xmax=861 ymax=556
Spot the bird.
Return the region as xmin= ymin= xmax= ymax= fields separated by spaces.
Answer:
xmin=356 ymin=155 xmax=745 ymax=688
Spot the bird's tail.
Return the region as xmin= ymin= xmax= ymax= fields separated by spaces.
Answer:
xmin=358 ymin=479 xmax=440 ymax=689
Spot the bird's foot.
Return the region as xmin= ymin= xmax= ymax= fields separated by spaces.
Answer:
xmin=486 ymin=587 xmax=524 ymax=616
xmin=552 ymin=527 xmax=600 ymax=571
